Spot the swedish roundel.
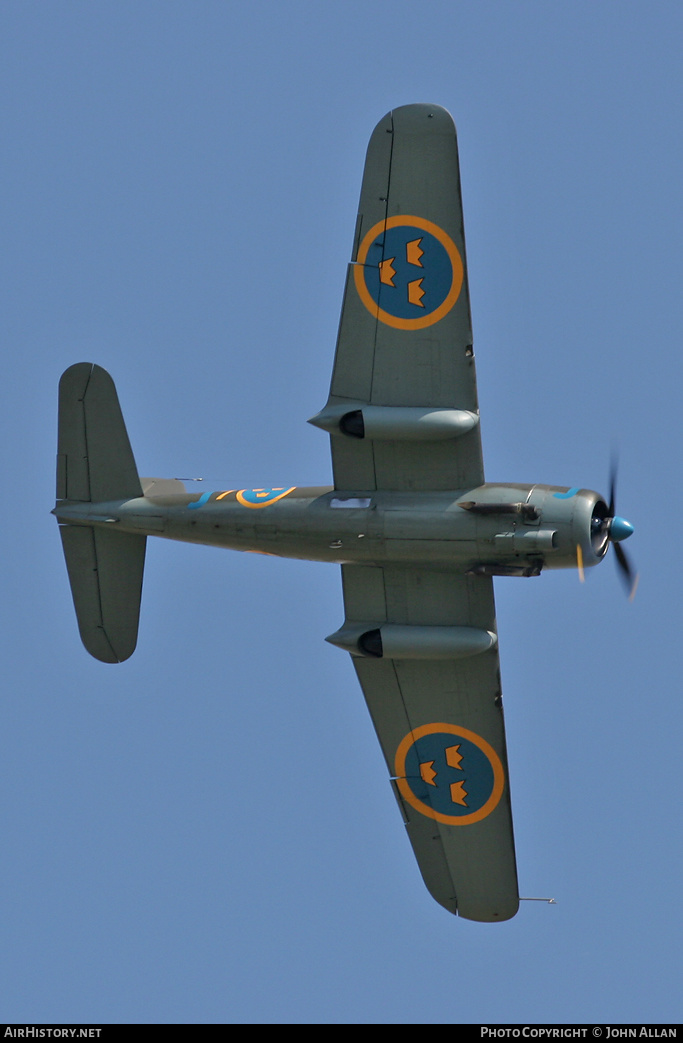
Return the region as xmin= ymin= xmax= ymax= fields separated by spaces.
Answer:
xmin=354 ymin=216 xmax=464 ymax=330
xmin=395 ymin=723 xmax=505 ymax=826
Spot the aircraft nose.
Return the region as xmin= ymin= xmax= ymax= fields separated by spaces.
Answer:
xmin=610 ymin=516 xmax=634 ymax=542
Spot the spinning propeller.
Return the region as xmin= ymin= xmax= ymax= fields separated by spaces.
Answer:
xmin=605 ymin=461 xmax=637 ymax=599
xmin=580 ymin=460 xmax=637 ymax=599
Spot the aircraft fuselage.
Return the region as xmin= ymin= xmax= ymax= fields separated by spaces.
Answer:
xmin=54 ymin=482 xmax=608 ymax=574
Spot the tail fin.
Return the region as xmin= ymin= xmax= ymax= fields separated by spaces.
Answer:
xmin=56 ymin=364 xmax=145 ymax=663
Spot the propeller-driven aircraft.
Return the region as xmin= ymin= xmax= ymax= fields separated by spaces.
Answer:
xmin=53 ymin=105 xmax=635 ymax=922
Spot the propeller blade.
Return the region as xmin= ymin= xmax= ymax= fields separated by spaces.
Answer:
xmin=608 ymin=456 xmax=617 ymax=519
xmin=613 ymin=541 xmax=638 ymax=600
xmin=576 ymin=544 xmax=585 ymax=583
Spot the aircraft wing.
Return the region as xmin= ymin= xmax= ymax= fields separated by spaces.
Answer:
xmin=325 ymin=106 xmax=518 ymax=920
xmin=341 ymin=563 xmax=519 ymax=922
xmin=321 ymin=103 xmax=483 ymax=491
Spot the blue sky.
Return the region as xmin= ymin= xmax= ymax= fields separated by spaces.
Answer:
xmin=2 ymin=0 xmax=681 ymax=1024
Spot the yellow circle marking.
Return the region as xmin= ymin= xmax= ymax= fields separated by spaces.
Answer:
xmin=353 ymin=215 xmax=464 ymax=331
xmin=394 ymin=722 xmax=505 ymax=826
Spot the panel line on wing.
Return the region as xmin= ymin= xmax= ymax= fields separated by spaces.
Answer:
xmin=389 ymin=654 xmax=461 ymax=910
xmin=368 ymin=112 xmax=393 ymax=407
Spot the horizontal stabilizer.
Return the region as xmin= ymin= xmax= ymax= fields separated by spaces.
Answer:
xmin=60 ymin=525 xmax=146 ymax=663
xmin=56 ymin=363 xmax=146 ymax=663
xmin=57 ymin=363 xmax=142 ymax=502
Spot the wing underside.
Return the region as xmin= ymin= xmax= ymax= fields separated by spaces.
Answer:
xmin=327 ymin=106 xmax=518 ymax=920
xmin=325 ymin=104 xmax=484 ymax=492
xmin=341 ymin=563 xmax=518 ymax=922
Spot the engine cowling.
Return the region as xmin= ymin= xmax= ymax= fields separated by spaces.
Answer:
xmin=454 ymin=484 xmax=611 ymax=572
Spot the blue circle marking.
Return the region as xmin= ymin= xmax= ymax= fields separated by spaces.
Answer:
xmin=236 ymin=487 xmax=295 ymax=508
xmin=362 ymin=225 xmax=453 ymax=321
xmin=402 ymin=731 xmax=495 ymax=819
